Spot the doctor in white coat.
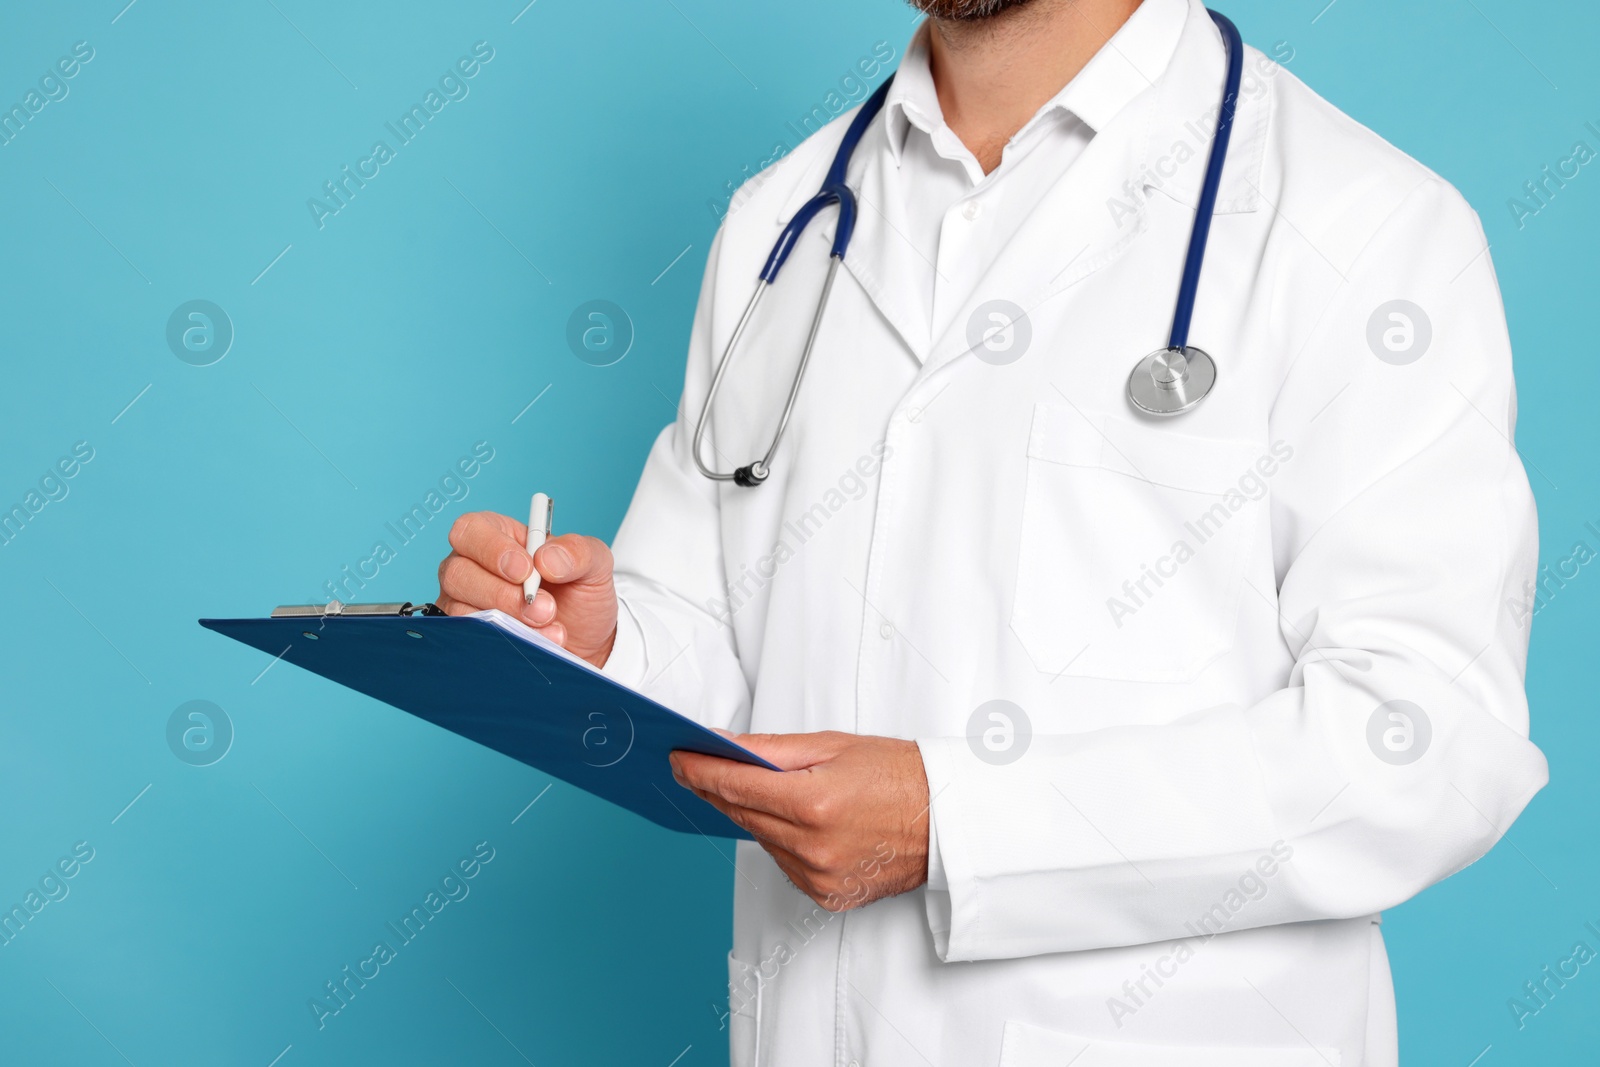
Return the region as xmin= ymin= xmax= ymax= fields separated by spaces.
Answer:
xmin=436 ymin=0 xmax=1548 ymax=1062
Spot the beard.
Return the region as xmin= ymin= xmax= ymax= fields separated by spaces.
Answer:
xmin=906 ymin=0 xmax=1038 ymax=20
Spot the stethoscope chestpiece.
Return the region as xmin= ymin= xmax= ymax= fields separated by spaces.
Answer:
xmin=1127 ymin=345 xmax=1217 ymax=417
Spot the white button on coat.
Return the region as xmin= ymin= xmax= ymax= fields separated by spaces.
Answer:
xmin=600 ymin=1 xmax=1546 ymax=1064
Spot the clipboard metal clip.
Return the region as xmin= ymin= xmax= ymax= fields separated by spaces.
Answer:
xmin=270 ymin=600 xmax=446 ymax=619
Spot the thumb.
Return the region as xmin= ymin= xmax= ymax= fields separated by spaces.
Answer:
xmin=534 ymin=534 xmax=613 ymax=588
xmin=732 ymin=731 xmax=844 ymax=771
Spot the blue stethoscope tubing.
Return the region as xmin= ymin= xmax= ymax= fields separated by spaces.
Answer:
xmin=1128 ymin=8 xmax=1242 ymax=416
xmin=692 ymin=10 xmax=1245 ymax=484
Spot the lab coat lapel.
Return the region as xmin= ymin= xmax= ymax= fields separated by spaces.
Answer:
xmin=770 ymin=136 xmax=935 ymax=365
xmin=843 ymin=154 xmax=938 ymax=361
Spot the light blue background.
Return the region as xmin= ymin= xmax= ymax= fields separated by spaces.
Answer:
xmin=1 ymin=1 xmax=1594 ymax=1064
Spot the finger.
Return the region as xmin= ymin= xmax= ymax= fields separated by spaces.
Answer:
xmin=763 ymin=846 xmax=847 ymax=912
xmin=531 ymin=620 xmax=567 ymax=646
xmin=437 ymin=553 xmax=532 ymax=619
xmin=439 ymin=580 xmax=561 ymax=637
xmin=449 ymin=512 xmax=534 ymax=584
xmin=732 ymin=731 xmax=848 ymax=771
xmin=520 ymin=588 xmax=558 ymax=626
xmin=709 ymin=811 xmax=817 ymax=888
xmin=670 ymin=751 xmax=806 ymax=822
xmin=691 ymin=784 xmax=810 ymax=850
xmin=534 ymin=534 xmax=614 ymax=589
xmin=670 ymin=783 xmax=841 ymax=908
xmin=690 ymin=788 xmax=807 ymax=853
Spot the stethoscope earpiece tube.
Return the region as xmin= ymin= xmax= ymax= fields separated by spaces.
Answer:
xmin=694 ymin=80 xmax=893 ymax=483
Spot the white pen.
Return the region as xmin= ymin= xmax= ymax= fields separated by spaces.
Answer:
xmin=524 ymin=493 xmax=553 ymax=605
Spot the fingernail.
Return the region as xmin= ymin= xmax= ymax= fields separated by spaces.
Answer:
xmin=500 ymin=549 xmax=532 ymax=582
xmin=521 ymin=592 xmax=554 ymax=626
xmin=540 ymin=545 xmax=572 ymax=579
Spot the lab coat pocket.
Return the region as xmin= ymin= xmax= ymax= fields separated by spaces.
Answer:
xmin=727 ymin=950 xmax=762 ymax=1067
xmin=998 ymin=1019 xmax=1340 ymax=1066
xmin=1011 ymin=404 xmax=1265 ymax=681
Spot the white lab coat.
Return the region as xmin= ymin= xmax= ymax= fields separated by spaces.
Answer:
xmin=600 ymin=2 xmax=1548 ymax=1063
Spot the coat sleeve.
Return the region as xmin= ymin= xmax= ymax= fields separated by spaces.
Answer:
xmin=598 ymin=226 xmax=754 ymax=733
xmin=915 ymin=178 xmax=1550 ymax=962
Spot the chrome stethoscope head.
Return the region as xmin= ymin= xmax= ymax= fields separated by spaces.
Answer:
xmin=1127 ymin=345 xmax=1218 ymax=416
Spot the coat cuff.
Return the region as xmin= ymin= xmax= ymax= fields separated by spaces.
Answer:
xmin=925 ymin=783 xmax=949 ymax=892
xmin=598 ymin=597 xmax=648 ymax=688
xmin=916 ymin=737 xmax=965 ymax=961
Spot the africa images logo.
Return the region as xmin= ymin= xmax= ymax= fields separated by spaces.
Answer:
xmin=1365 ymin=300 xmax=1432 ymax=366
xmin=1366 ymin=701 xmax=1431 ymax=765
xmin=966 ymin=700 xmax=1031 ymax=765
xmin=166 ymin=700 xmax=234 ymax=767
xmin=165 ymin=300 xmax=234 ymax=366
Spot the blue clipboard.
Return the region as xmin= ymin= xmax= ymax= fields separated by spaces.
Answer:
xmin=199 ymin=607 xmax=774 ymax=839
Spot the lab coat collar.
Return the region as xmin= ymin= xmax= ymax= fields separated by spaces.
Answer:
xmin=770 ymin=0 xmax=1267 ymax=367
xmin=882 ymin=0 xmax=1188 ymax=171
xmin=1132 ymin=0 xmax=1270 ymax=214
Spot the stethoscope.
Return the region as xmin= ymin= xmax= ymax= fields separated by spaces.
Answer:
xmin=694 ymin=10 xmax=1245 ymax=486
